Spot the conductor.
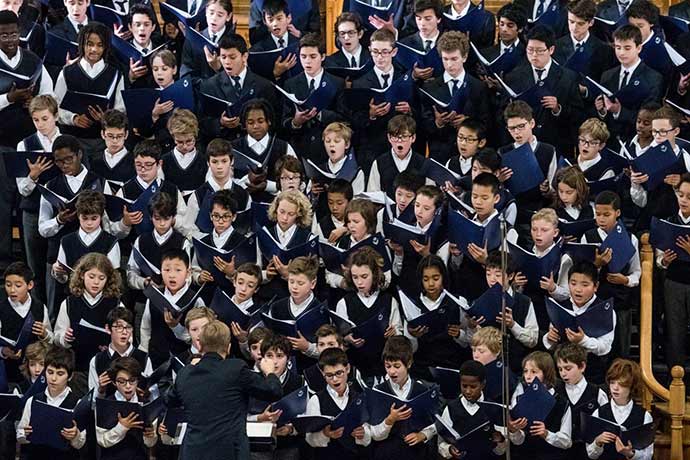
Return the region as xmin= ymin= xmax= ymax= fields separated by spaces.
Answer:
xmin=166 ymin=320 xmax=283 ymax=460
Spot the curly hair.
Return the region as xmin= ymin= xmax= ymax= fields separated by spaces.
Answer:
xmin=267 ymin=190 xmax=313 ymax=228
xmin=69 ymin=253 xmax=122 ymax=298
xmin=344 ymin=246 xmax=386 ymax=293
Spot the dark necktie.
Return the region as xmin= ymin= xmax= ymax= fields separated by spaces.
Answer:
xmin=190 ymin=0 xmax=198 ymax=15
xmin=350 ymin=56 xmax=357 ymax=67
xmin=450 ymin=79 xmax=459 ymax=96
xmin=232 ymin=75 xmax=241 ymax=93
xmin=77 ymin=23 xmax=84 ymax=31
xmin=424 ymin=40 xmax=432 ymax=53
xmin=142 ymin=47 xmax=149 ymax=54
xmin=575 ymin=42 xmax=582 ymax=50
xmin=618 ymin=1 xmax=629 ymax=16
xmin=211 ymin=34 xmax=217 ymax=43
xmin=619 ymin=70 xmax=629 ymax=90
xmin=536 ymin=0 xmax=546 ymax=17
xmin=309 ymin=78 xmax=316 ymax=93
xmin=381 ymin=73 xmax=390 ymax=88
xmin=278 ymin=37 xmax=285 ymax=48
xmin=535 ymin=68 xmax=545 ymax=83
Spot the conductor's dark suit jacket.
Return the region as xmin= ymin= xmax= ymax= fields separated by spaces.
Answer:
xmin=166 ymin=352 xmax=283 ymax=460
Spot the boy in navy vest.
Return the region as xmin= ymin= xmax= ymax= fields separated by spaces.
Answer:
xmin=140 ymin=249 xmax=205 ymax=367
xmin=302 ymin=324 xmax=364 ymax=394
xmin=88 ymin=307 xmax=152 ymax=399
xmin=127 ymin=192 xmax=190 ymax=291
xmin=161 ymin=109 xmax=208 ymax=198
xmin=16 ymin=347 xmax=86 ymax=459
xmin=95 ymin=356 xmax=158 ymax=459
xmin=0 ymin=262 xmax=52 ymax=382
xmin=304 ymin=348 xmax=371 ymax=458
xmin=367 ymin=115 xmax=427 ymax=199
xmin=16 ymin=95 xmax=61 ymax=305
xmin=90 ymin=109 xmax=135 ymax=194
xmin=657 ymin=173 xmax=690 ymax=373
xmin=313 ymin=179 xmax=351 ymax=242
xmin=437 ymin=360 xmax=507 ymax=459
xmin=553 ymin=343 xmax=608 ymax=460
xmin=582 ymin=191 xmax=638 ymax=361
xmin=38 ymin=134 xmax=101 ymax=318
xmin=543 ymin=261 xmax=617 ymax=384
xmin=184 ymin=138 xmax=250 ymax=239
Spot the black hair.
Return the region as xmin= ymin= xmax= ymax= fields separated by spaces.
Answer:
xmin=78 ymin=22 xmax=112 ymax=61
xmin=625 ymin=0 xmax=659 ymax=25
xmin=594 ymin=190 xmax=621 ymax=210
xmin=496 ymin=3 xmax=527 ymax=29
xmin=568 ymin=260 xmax=599 ymax=284
xmin=416 ymin=254 xmax=448 ymax=292
xmin=53 ymin=134 xmax=82 ymax=156
xmin=106 ymin=306 xmax=135 ymax=327
xmin=0 ymin=10 xmax=19 ymax=25
xmin=299 ymin=32 xmax=324 ymax=54
xmin=485 ymin=250 xmax=518 ymax=276
xmin=133 ymin=139 xmax=162 ymax=161
xmin=149 ymin=192 xmax=177 ymax=218
xmin=211 ymin=189 xmax=239 ymax=214
xmin=45 ymin=347 xmax=75 ymax=376
xmin=262 ymin=0 xmax=289 ymax=17
xmin=393 ymin=170 xmax=425 ymax=194
xmin=525 ymin=24 xmax=555 ymax=48
xmin=457 ymin=117 xmax=487 ymax=141
xmin=240 ymin=98 xmax=275 ymax=129
xmin=218 ymin=33 xmax=248 ymax=54
xmin=128 ymin=4 xmax=156 ymax=26
xmin=327 ymin=179 xmax=354 ymax=200
xmin=471 ymin=148 xmax=501 ymax=172
xmin=161 ymin=248 xmax=190 ymax=268
xmin=4 ymin=262 xmax=34 ymax=283
xmin=318 ymin=347 xmax=349 ymax=370
xmin=472 ymin=172 xmax=500 ymax=195
xmin=459 ymin=359 xmax=487 ymax=382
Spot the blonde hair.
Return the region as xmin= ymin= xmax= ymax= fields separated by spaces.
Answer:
xmin=471 ymin=326 xmax=502 ymax=355
xmin=29 ymin=95 xmax=58 ymax=116
xmin=167 ymin=108 xmax=199 ymax=137
xmin=322 ymin=122 xmax=352 ymax=144
xmin=531 ymin=207 xmax=559 ymax=227
xmin=287 ymin=255 xmax=319 ymax=281
xmin=69 ymin=253 xmax=122 ymax=298
xmin=185 ymin=306 xmax=217 ymax=328
xmin=199 ymin=320 xmax=231 ymax=355
xmin=578 ymin=118 xmax=610 ymax=144
xmin=267 ymin=190 xmax=313 ymax=228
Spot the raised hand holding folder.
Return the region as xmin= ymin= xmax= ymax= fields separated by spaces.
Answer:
xmin=398 ymin=289 xmax=455 ymax=334
xmin=95 ymin=397 xmax=140 ymax=429
xmin=510 ymin=377 xmax=556 ymax=426
xmin=419 ymin=83 xmax=468 ymax=114
xmin=192 ymin=236 xmax=257 ymax=288
xmin=394 ymin=42 xmax=442 ymax=74
xmin=365 ymin=386 xmax=440 ymax=434
xmin=447 ymin=209 xmax=500 ymax=257
xmin=650 ymin=217 xmax=690 ymax=262
xmin=506 ymin=240 xmax=562 ymax=289
xmin=471 ymin=42 xmax=521 ymax=76
xmin=248 ymin=41 xmax=301 ymax=80
xmin=319 ymin=233 xmax=391 ymax=273
xmin=209 ymin=287 xmax=263 ymax=331
xmin=143 ymin=284 xmax=204 ymax=319
xmin=599 ymin=222 xmax=636 ymax=273
xmin=465 ymin=284 xmax=514 ymax=328
xmin=500 ymin=143 xmax=545 ymax=195
xmin=159 ymin=1 xmax=206 ymax=28
xmin=273 ymin=80 xmax=338 ymax=113
xmin=629 ymin=141 xmax=680 ymax=191
xmin=122 ymin=77 xmax=195 ymax=128
xmin=428 ymin=367 xmax=460 ymax=400
xmin=44 ymin=32 xmax=78 ymax=66
xmin=270 ymin=385 xmax=309 ymax=426
xmin=0 ymin=312 xmax=34 ymax=352
xmin=350 ymin=0 xmax=395 ymax=28
xmin=256 ymin=228 xmax=318 ymax=265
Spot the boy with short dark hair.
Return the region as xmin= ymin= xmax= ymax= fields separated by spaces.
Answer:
xmin=90 ymin=109 xmax=135 ymax=193
xmin=17 ymin=347 xmax=86 ymax=457
xmin=446 ymin=117 xmax=487 ymax=179
xmin=313 ymin=179 xmax=352 ymax=241
xmin=367 ymin=115 xmax=427 ymax=199
xmin=397 ymin=0 xmax=443 ymax=83
xmin=281 ymin=32 xmax=346 ymax=164
xmin=553 ymin=343 xmax=608 ymax=460
xmin=249 ymin=0 xmax=320 ymax=46
xmin=324 ymin=12 xmax=370 ymax=69
xmin=248 ymin=0 xmax=301 ymax=82
xmin=117 ymin=4 xmax=162 ymax=88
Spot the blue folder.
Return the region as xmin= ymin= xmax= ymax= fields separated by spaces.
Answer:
xmin=545 ymin=297 xmax=615 ymax=338
xmin=325 ymin=60 xmax=374 ymax=80
xmin=484 ymin=359 xmax=515 ymax=402
xmin=348 ymin=303 xmax=391 ymax=354
xmin=319 ymin=233 xmax=391 ymax=273
xmin=36 ymin=184 xmax=81 ymax=212
xmin=2 ymin=151 xmax=56 ymax=178
xmin=192 ymin=236 xmax=256 ymax=288
xmin=104 ymin=182 xmax=157 ymax=222
xmin=303 ymin=152 xmax=359 ymax=184
xmin=111 ymin=36 xmax=167 ymax=65
xmin=398 ymin=290 xmax=458 ymax=335
xmin=271 ymin=385 xmax=309 ymax=426
xmin=0 ymin=392 xmax=23 ymax=421
xmin=659 ymin=15 xmax=690 ymax=44
xmin=95 ymin=397 xmax=140 ymax=429
xmin=466 ymin=284 xmax=514 ymax=328
xmin=507 ymin=240 xmax=562 ymax=289
xmin=329 ymin=393 xmax=369 ymax=435
xmin=185 ymin=26 xmax=218 ymax=54
xmin=200 ymin=90 xmax=253 ymax=118
xmin=122 ymin=77 xmax=195 ymax=128
xmin=159 ymin=1 xmax=207 ymax=28
xmin=562 ymin=242 xmax=598 ymax=263
xmin=0 ymin=312 xmax=34 ymax=352
xmin=89 ymin=4 xmax=126 ymax=27
xmin=274 ymin=79 xmax=338 ymax=113
xmin=471 ymin=42 xmax=522 ymax=76
xmin=0 ymin=60 xmax=42 ymax=90
xmin=163 ymin=407 xmax=187 ymax=434
xmin=143 ymin=284 xmax=204 ymax=319
xmin=650 ymin=217 xmax=690 ymax=262
xmin=424 ymin=158 xmax=462 ymax=187
xmin=365 ymin=386 xmax=440 ymax=434
xmin=500 ymin=143 xmax=545 ymax=195
xmin=292 ymin=415 xmax=332 ymax=433
xmin=247 ymin=41 xmax=301 ymax=80
xmin=599 ymin=222 xmax=636 ymax=273
xmin=629 ymin=141 xmax=680 ymax=191
xmin=584 ymin=74 xmax=650 ymax=109
xmin=588 ymin=175 xmax=621 ymax=196
xmin=442 ymin=7 xmax=491 ymax=37
xmin=44 ymin=32 xmax=78 ymax=66
xmin=447 ymin=210 xmax=500 ymax=257
xmin=434 ymin=413 xmax=494 ymax=454
xmin=580 ymin=413 xmax=654 ymax=449
xmin=73 ymin=390 xmax=93 ymax=431
xmin=394 ymin=42 xmax=442 ymax=74
xmin=249 ymin=203 xmax=271 ymax=233
xmin=640 ymin=35 xmax=690 ymax=75
xmin=383 ymin=218 xmax=427 ymax=248
xmin=60 ymin=87 xmax=113 ymax=116
xmin=141 ymin=397 xmax=166 ymax=426
xmin=350 ymin=0 xmax=395 ymax=27
xmin=558 ymin=219 xmax=597 ymax=239
xmin=209 ymin=287 xmax=263 ymax=331
xmin=132 ymin=247 xmax=160 ymax=280
xmin=262 ymin=303 xmax=330 ymax=341
xmin=419 ymin=81 xmax=468 ymax=114
xmin=371 ymin=72 xmax=414 ymax=106
xmin=510 ymin=378 xmax=556 ymax=426
xmin=428 ymin=367 xmax=460 ymax=400
xmin=75 ymin=318 xmax=110 ymax=352
xmin=256 ymin=228 xmax=318 ymax=265
xmin=601 ymin=147 xmax=631 ymax=174
xmin=21 ymin=374 xmax=46 ymax=405
xmin=28 ymin=399 xmax=74 ymax=451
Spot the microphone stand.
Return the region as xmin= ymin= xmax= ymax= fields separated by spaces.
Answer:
xmin=499 ymin=212 xmax=511 ymax=460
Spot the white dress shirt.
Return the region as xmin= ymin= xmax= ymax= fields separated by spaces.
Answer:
xmin=335 ymin=290 xmax=402 ymax=334
xmin=305 ymin=385 xmax=372 ymax=447
xmin=585 ymin=400 xmax=653 ymax=459
xmin=96 ymin=391 xmax=159 ymax=448
xmin=563 ymin=376 xmax=608 ymax=408
xmin=578 ymin=154 xmax=615 ymax=180
xmin=139 ymin=283 xmax=202 ymax=352
xmin=37 ymin=166 xmax=90 ymax=238
xmin=438 ymin=395 xmax=507 ymax=458
xmin=510 ymin=382 xmax=572 ymax=448
xmin=17 ymin=387 xmax=86 ymax=449
xmin=367 ymin=149 xmax=414 ymax=193
xmin=0 ymin=297 xmax=53 ymax=349
xmin=0 ymin=48 xmax=54 ymax=111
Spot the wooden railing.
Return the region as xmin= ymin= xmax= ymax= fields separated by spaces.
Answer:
xmin=639 ymin=234 xmax=685 ymax=460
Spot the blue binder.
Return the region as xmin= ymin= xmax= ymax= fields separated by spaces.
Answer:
xmin=75 ymin=318 xmax=110 ymax=352
xmin=0 ymin=60 xmax=42 ymax=90
xmin=200 ymin=90 xmax=253 ymax=118
xmin=192 ymin=236 xmax=257 ymax=289
xmin=371 ymin=72 xmax=414 ymax=105
xmin=0 ymin=312 xmax=34 ymax=352
xmin=185 ymin=27 xmax=218 ymax=54
xmin=95 ymin=397 xmax=140 ymax=429
xmin=274 ymin=79 xmax=338 ymax=113
xmin=319 ymin=233 xmax=391 ymax=273
xmin=28 ymin=399 xmax=74 ymax=451
xmin=419 ymin=81 xmax=468 ymax=114
xmin=558 ymin=218 xmax=597 ymax=239
xmin=132 ymin=247 xmax=160 ymax=280
xmin=271 ymin=385 xmax=309 ymax=426
xmin=629 ymin=141 xmax=681 ymax=191
xmin=350 ymin=0 xmax=395 ymax=27
xmin=562 ymin=242 xmax=598 ymax=263
xmin=466 ymin=284 xmax=514 ymax=328
xmin=447 ymin=210 xmax=500 ymax=257
xmin=471 ymin=42 xmax=522 ymax=76
xmin=303 ymin=152 xmax=359 ymax=184
xmin=256 ymin=228 xmax=318 ymax=265
xmin=580 ymin=413 xmax=654 ymax=449
xmin=383 ymin=218 xmax=427 ymax=248
xmin=510 ymin=377 xmax=556 ymax=426
xmin=529 ymin=1 xmax=562 ymax=28
xmin=36 ymin=184 xmax=81 ymax=212
xmin=329 ymin=393 xmax=369 ymax=436
xmin=659 ymin=15 xmax=690 ymax=44
xmin=44 ymin=32 xmax=78 ymax=66
xmin=143 ymin=284 xmax=204 ymax=319
xmin=507 ymin=240 xmax=562 ymax=289
xmin=650 ymin=217 xmax=690 ymax=262
xmin=89 ymin=4 xmax=126 ymax=26
xmin=122 ymin=77 xmax=195 ymax=128
xmin=484 ymin=359 xmax=515 ymax=402
xmin=599 ymin=222 xmax=636 ymax=273
xmin=365 ymin=386 xmax=440 ymax=434
xmin=434 ymin=413 xmax=494 ymax=454
xmin=159 ymin=1 xmax=207 ymax=28
xmin=545 ymin=297 xmax=615 ymax=338
xmin=428 ymin=367 xmax=460 ymax=400
xmin=398 ymin=289 xmax=457 ymax=335
xmin=500 ymin=143 xmax=545 ymax=195
xmin=247 ymin=41 xmax=301 ymax=80
xmin=325 ymin=60 xmax=374 ymax=80
xmin=563 ymin=43 xmax=592 ymax=75
xmin=442 ymin=6 xmax=491 ymax=37
xmin=2 ymin=151 xmax=56 ymax=179
xmin=209 ymin=287 xmax=263 ymax=330
xmin=262 ymin=303 xmax=330 ymax=341
xmin=424 ymin=158 xmax=462 ymax=187
xmin=394 ymin=42 xmax=442 ymax=74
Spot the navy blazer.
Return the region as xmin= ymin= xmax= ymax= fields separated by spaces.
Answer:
xmin=248 ymin=0 xmax=320 ymax=45
xmin=166 ymin=353 xmax=283 ymax=460
xmin=669 ymin=0 xmax=690 ymax=20
xmin=502 ymin=62 xmax=584 ymax=154
xmin=515 ymin=0 xmax=568 ymax=37
xmin=553 ymin=34 xmax=616 ymax=82
xmin=441 ymin=3 xmax=495 ymax=49
xmin=180 ymin=27 xmax=234 ymax=83
xmin=324 ymin=47 xmax=372 ymax=69
xmin=198 ymin=69 xmax=277 ymax=142
xmin=420 ymin=74 xmax=491 ymax=164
